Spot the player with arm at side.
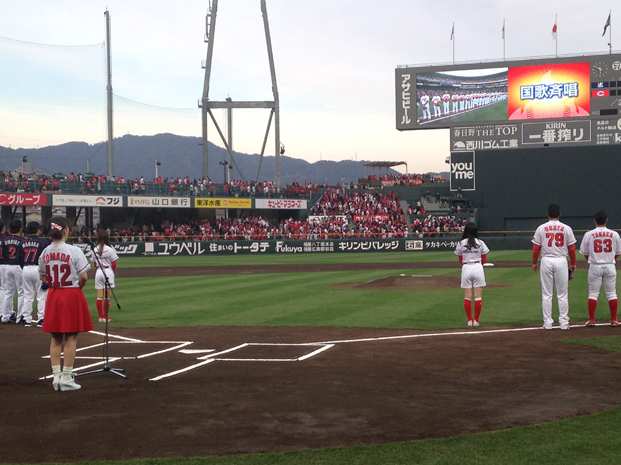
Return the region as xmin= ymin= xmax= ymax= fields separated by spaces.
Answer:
xmin=455 ymin=223 xmax=490 ymax=327
xmin=39 ymin=216 xmax=92 ymax=391
xmin=2 ymin=220 xmax=25 ymax=324
xmin=532 ymin=204 xmax=577 ymax=330
xmin=20 ymin=221 xmax=50 ymax=327
xmin=91 ymin=230 xmax=118 ymax=323
xmin=579 ymin=210 xmax=621 ymax=327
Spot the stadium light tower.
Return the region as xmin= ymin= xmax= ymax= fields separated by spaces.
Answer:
xmin=199 ymin=0 xmax=282 ymax=185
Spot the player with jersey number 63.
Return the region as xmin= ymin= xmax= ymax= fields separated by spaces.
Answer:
xmin=455 ymin=223 xmax=490 ymax=327
xmin=39 ymin=216 xmax=92 ymax=391
xmin=532 ymin=204 xmax=577 ymax=330
xmin=579 ymin=210 xmax=621 ymax=327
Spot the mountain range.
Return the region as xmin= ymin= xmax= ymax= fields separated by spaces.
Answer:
xmin=0 ymin=133 xmax=445 ymax=185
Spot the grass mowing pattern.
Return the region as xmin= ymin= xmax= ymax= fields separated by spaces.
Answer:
xmin=562 ymin=335 xmax=621 ymax=353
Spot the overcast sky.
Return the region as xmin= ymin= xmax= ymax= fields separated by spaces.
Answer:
xmin=0 ymin=0 xmax=617 ymax=174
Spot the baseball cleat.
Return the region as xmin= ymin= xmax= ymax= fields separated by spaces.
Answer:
xmin=467 ymin=320 xmax=474 ymax=326
xmin=543 ymin=325 xmax=553 ymax=330
xmin=560 ymin=325 xmax=570 ymax=330
xmin=585 ymin=319 xmax=596 ymax=327
xmin=611 ymin=320 xmax=619 ymax=327
xmin=37 ymin=319 xmax=44 ymax=327
xmin=472 ymin=321 xmax=480 ymax=327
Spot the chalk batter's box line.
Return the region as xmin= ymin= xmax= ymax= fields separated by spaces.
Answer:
xmin=147 ymin=343 xmax=336 ymax=381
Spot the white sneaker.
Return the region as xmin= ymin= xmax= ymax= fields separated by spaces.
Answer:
xmin=59 ymin=373 xmax=81 ymax=391
xmin=52 ymin=375 xmax=60 ymax=391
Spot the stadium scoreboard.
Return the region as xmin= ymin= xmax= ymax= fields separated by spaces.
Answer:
xmin=396 ymin=53 xmax=621 ymax=150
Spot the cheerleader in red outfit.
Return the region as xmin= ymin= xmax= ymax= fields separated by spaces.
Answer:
xmin=38 ymin=217 xmax=92 ymax=391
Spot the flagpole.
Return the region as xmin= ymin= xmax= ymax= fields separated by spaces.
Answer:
xmin=452 ymin=22 xmax=455 ymax=64
xmin=503 ymin=19 xmax=506 ymax=60
xmin=608 ymin=10 xmax=612 ymax=55
xmin=555 ymin=14 xmax=558 ymax=58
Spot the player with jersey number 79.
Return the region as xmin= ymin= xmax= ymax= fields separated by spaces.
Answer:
xmin=532 ymin=204 xmax=577 ymax=330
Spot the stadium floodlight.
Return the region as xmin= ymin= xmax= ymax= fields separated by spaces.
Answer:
xmin=155 ymin=160 xmax=161 ymax=179
xmin=219 ymin=160 xmax=228 ymax=184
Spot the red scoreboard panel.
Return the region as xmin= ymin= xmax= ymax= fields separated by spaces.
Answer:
xmin=396 ymin=53 xmax=621 ymax=150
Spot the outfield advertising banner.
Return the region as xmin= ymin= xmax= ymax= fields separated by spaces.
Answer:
xmin=449 ymin=151 xmax=475 ymax=191
xmin=53 ymin=195 xmax=123 ymax=207
xmin=128 ymin=196 xmax=191 ymax=208
xmin=95 ymin=237 xmax=533 ymax=256
xmin=0 ymin=193 xmax=47 ymax=205
xmin=194 ymin=198 xmax=252 ymax=209
xmin=255 ymin=198 xmax=308 ymax=209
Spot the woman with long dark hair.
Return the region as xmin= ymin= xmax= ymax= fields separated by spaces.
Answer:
xmin=455 ymin=223 xmax=490 ymax=326
xmin=91 ymin=230 xmax=118 ymax=323
xmin=38 ymin=216 xmax=92 ymax=391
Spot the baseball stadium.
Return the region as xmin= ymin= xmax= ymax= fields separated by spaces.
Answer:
xmin=3 ymin=3 xmax=621 ymax=465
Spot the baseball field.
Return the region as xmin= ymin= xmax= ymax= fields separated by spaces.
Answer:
xmin=3 ymin=249 xmax=621 ymax=464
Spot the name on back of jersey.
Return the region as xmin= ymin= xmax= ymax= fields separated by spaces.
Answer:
xmin=42 ymin=252 xmax=70 ymax=264
xmin=544 ymin=225 xmax=565 ymax=232
xmin=592 ymin=231 xmax=614 ymax=238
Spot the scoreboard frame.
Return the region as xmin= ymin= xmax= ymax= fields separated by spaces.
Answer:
xmin=396 ymin=53 xmax=621 ymax=150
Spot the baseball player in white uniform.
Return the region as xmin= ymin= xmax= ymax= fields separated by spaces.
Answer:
xmin=451 ymin=94 xmax=459 ymax=113
xmin=420 ymin=94 xmax=431 ymax=120
xmin=432 ymin=95 xmax=442 ymax=117
xmin=455 ymin=223 xmax=490 ymax=327
xmin=442 ymin=92 xmax=451 ymax=115
xmin=532 ymin=204 xmax=577 ymax=330
xmin=579 ymin=210 xmax=621 ymax=327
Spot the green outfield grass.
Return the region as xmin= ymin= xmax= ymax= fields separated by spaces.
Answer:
xmin=94 ymin=251 xmax=592 ymax=330
xmin=67 ymin=251 xmax=620 ymax=464
xmin=445 ymin=101 xmax=508 ymax=124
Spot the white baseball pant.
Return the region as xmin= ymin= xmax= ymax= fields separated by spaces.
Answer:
xmin=22 ymin=265 xmax=47 ymax=323
xmin=2 ymin=265 xmax=23 ymax=322
xmin=540 ymin=256 xmax=570 ymax=328
xmin=587 ymin=264 xmax=617 ymax=301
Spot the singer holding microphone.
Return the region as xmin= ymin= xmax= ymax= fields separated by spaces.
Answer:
xmin=91 ymin=230 xmax=118 ymax=323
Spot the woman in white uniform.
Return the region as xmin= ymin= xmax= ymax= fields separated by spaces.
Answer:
xmin=455 ymin=223 xmax=490 ymax=327
xmin=91 ymin=230 xmax=118 ymax=323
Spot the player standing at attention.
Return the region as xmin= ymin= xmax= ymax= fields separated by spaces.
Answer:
xmin=420 ymin=94 xmax=431 ymax=120
xmin=442 ymin=92 xmax=451 ymax=115
xmin=432 ymin=94 xmax=442 ymax=118
xmin=455 ymin=223 xmax=490 ymax=326
xmin=0 ymin=220 xmax=6 ymax=321
xmin=39 ymin=216 xmax=92 ymax=391
xmin=451 ymin=93 xmax=459 ymax=113
xmin=532 ymin=204 xmax=577 ymax=330
xmin=91 ymin=230 xmax=118 ymax=323
xmin=20 ymin=221 xmax=50 ymax=327
xmin=2 ymin=220 xmax=24 ymax=324
xmin=579 ymin=210 xmax=621 ymax=327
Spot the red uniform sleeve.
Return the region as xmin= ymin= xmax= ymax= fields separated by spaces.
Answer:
xmin=532 ymin=244 xmax=541 ymax=262
xmin=481 ymin=254 xmax=487 ymax=265
xmin=112 ymin=261 xmax=117 ymax=272
xmin=568 ymin=244 xmax=576 ymax=267
xmin=458 ymin=256 xmax=463 ymax=265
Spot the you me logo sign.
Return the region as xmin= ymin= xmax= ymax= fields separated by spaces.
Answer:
xmin=450 ymin=151 xmax=475 ymax=191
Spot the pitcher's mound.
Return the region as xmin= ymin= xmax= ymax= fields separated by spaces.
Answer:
xmin=331 ymin=275 xmax=514 ymax=291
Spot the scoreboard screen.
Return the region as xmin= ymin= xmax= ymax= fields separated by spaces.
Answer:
xmin=396 ymin=53 xmax=621 ymax=150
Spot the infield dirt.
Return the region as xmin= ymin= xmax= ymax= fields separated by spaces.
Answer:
xmin=1 ymin=261 xmax=618 ymax=463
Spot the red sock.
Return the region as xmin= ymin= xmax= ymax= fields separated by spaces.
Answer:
xmin=96 ymin=299 xmax=103 ymax=318
xmin=609 ymin=299 xmax=618 ymax=321
xmin=474 ymin=298 xmax=482 ymax=322
xmin=464 ymin=298 xmax=473 ymax=321
xmin=588 ymin=299 xmax=598 ymax=320
xmin=104 ymin=299 xmax=111 ymax=320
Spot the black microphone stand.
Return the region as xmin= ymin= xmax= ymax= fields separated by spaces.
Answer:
xmin=77 ymin=242 xmax=127 ymax=379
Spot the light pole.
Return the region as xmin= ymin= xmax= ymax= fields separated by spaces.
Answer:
xmin=155 ymin=160 xmax=161 ymax=179
xmin=219 ymin=160 xmax=228 ymax=184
